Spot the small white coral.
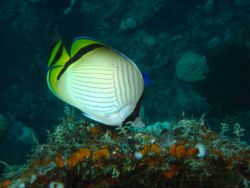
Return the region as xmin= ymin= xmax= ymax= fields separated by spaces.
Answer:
xmin=233 ymin=123 xmax=245 ymax=142
xmin=134 ymin=152 xmax=144 ymax=160
xmin=195 ymin=143 xmax=206 ymax=158
xmin=49 ymin=181 xmax=64 ymax=188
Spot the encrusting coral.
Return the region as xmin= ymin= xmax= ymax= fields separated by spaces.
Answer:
xmin=0 ymin=118 xmax=249 ymax=188
xmin=67 ymin=148 xmax=90 ymax=167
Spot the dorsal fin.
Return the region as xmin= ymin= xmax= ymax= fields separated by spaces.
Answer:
xmin=70 ymin=37 xmax=102 ymax=57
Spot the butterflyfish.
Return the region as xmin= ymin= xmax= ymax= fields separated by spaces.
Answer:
xmin=47 ymin=37 xmax=144 ymax=126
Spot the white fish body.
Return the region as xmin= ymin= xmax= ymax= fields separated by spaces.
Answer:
xmin=47 ymin=38 xmax=144 ymax=126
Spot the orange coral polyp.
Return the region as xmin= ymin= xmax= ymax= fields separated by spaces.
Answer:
xmin=55 ymin=156 xmax=65 ymax=168
xmin=163 ymin=165 xmax=179 ymax=179
xmin=169 ymin=143 xmax=191 ymax=158
xmin=67 ymin=154 xmax=79 ymax=167
xmin=175 ymin=145 xmax=187 ymax=158
xmin=169 ymin=142 xmax=201 ymax=158
xmin=187 ymin=148 xmax=199 ymax=156
xmin=140 ymin=145 xmax=150 ymax=156
xmin=90 ymin=126 xmax=101 ymax=134
xmin=1 ymin=180 xmax=11 ymax=188
xmin=139 ymin=144 xmax=163 ymax=156
xmin=76 ymin=148 xmax=91 ymax=159
xmin=92 ymin=149 xmax=110 ymax=161
xmin=67 ymin=148 xmax=90 ymax=167
xmin=150 ymin=144 xmax=162 ymax=155
xmin=169 ymin=144 xmax=177 ymax=156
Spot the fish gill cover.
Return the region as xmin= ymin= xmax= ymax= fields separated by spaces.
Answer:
xmin=0 ymin=0 xmax=250 ymax=187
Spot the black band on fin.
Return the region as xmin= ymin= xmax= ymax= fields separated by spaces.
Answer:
xmin=49 ymin=42 xmax=63 ymax=67
xmin=57 ymin=43 xmax=104 ymax=80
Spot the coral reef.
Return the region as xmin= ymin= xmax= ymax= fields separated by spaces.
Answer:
xmin=0 ymin=117 xmax=249 ymax=187
xmin=0 ymin=0 xmax=249 ymax=142
xmin=175 ymin=52 xmax=209 ymax=82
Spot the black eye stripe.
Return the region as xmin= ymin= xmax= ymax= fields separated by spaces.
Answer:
xmin=57 ymin=43 xmax=105 ymax=80
xmin=50 ymin=42 xmax=63 ymax=67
